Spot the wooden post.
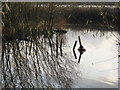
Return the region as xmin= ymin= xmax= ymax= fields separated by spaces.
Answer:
xmin=56 ymin=33 xmax=58 ymax=58
xmin=78 ymin=53 xmax=82 ymax=63
xmin=73 ymin=41 xmax=77 ymax=50
xmin=60 ymin=39 xmax=63 ymax=56
xmin=73 ymin=41 xmax=77 ymax=59
xmin=73 ymin=50 xmax=77 ymax=59
xmin=78 ymin=36 xmax=82 ymax=47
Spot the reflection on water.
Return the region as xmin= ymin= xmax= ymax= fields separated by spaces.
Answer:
xmin=1 ymin=32 xmax=76 ymax=88
xmin=72 ymin=36 xmax=86 ymax=63
xmin=0 ymin=26 xmax=118 ymax=88
xmin=61 ymin=29 xmax=118 ymax=87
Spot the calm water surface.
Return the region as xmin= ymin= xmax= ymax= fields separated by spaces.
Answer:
xmin=0 ymin=27 xmax=118 ymax=88
xmin=60 ymin=28 xmax=118 ymax=87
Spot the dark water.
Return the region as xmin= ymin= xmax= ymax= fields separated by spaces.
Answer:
xmin=0 ymin=26 xmax=118 ymax=88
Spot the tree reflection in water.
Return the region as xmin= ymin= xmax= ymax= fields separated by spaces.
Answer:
xmin=1 ymin=32 xmax=79 ymax=88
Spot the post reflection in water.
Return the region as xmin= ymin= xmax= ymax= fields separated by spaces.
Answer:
xmin=1 ymin=2 xmax=119 ymax=88
xmin=62 ymin=28 xmax=118 ymax=88
xmin=72 ymin=36 xmax=86 ymax=63
xmin=0 ymin=27 xmax=119 ymax=88
xmin=78 ymin=50 xmax=85 ymax=63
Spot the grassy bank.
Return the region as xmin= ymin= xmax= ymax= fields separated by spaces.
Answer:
xmin=2 ymin=2 xmax=120 ymax=37
xmin=63 ymin=6 xmax=119 ymax=27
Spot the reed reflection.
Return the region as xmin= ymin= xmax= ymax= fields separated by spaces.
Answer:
xmin=1 ymin=31 xmax=74 ymax=88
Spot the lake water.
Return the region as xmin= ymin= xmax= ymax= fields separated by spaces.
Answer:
xmin=0 ymin=26 xmax=118 ymax=88
xmin=60 ymin=28 xmax=118 ymax=88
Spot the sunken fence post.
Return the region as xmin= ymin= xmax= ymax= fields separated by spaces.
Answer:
xmin=78 ymin=36 xmax=82 ymax=47
xmin=78 ymin=53 xmax=82 ymax=63
xmin=78 ymin=36 xmax=86 ymax=52
xmin=73 ymin=41 xmax=77 ymax=50
xmin=60 ymin=39 xmax=63 ymax=56
xmin=56 ymin=33 xmax=58 ymax=58
xmin=73 ymin=41 xmax=77 ymax=59
xmin=73 ymin=49 xmax=77 ymax=59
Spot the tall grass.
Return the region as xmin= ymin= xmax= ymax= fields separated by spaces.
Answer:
xmin=2 ymin=2 xmax=119 ymax=38
xmin=63 ymin=6 xmax=119 ymax=27
xmin=2 ymin=2 xmax=63 ymax=38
